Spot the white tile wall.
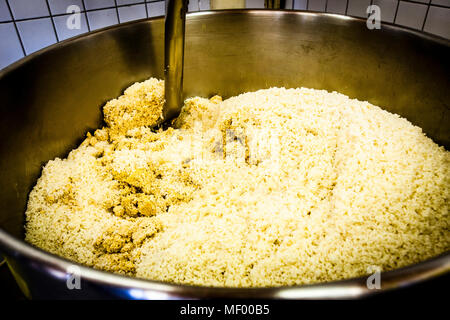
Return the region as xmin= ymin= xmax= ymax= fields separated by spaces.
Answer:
xmin=84 ymin=0 xmax=116 ymax=11
xmin=395 ymin=1 xmax=428 ymax=29
xmin=431 ymin=0 xmax=450 ymax=6
xmin=294 ymin=0 xmax=307 ymax=9
xmin=16 ymin=18 xmax=57 ymax=54
xmin=119 ymin=3 xmax=147 ymax=22
xmin=424 ymin=5 xmax=450 ymax=38
xmin=286 ymin=0 xmax=294 ymax=9
xmin=347 ymin=0 xmax=371 ymax=17
xmin=48 ymin=0 xmax=83 ymax=15
xmin=9 ymin=0 xmax=49 ymax=19
xmin=246 ymin=0 xmax=265 ymax=8
xmin=199 ymin=0 xmax=211 ymax=11
xmin=54 ymin=11 xmax=89 ymax=40
xmin=373 ymin=0 xmax=398 ymax=23
xmin=326 ymin=0 xmax=347 ymax=14
xmin=87 ymin=8 xmax=118 ymax=30
xmin=188 ymin=0 xmax=200 ymax=11
xmin=0 ymin=0 xmax=449 ymax=70
xmin=0 ymin=22 xmax=24 ymax=68
xmin=0 ymin=0 xmax=11 ymax=21
xmin=147 ymin=1 xmax=165 ymax=17
xmin=308 ymin=0 xmax=327 ymax=11
xmin=117 ymin=0 xmax=143 ymax=5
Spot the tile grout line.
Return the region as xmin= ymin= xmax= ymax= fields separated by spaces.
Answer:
xmin=4 ymin=0 xmax=26 ymax=56
xmin=114 ymin=0 xmax=121 ymax=24
xmin=393 ymin=0 xmax=401 ymax=25
xmin=421 ymin=2 xmax=431 ymax=31
xmin=45 ymin=0 xmax=59 ymax=42
xmin=0 ymin=1 xmax=153 ymax=24
xmin=81 ymin=0 xmax=91 ymax=32
xmin=145 ymin=0 xmax=149 ymax=18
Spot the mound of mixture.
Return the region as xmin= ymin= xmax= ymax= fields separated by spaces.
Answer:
xmin=25 ymin=78 xmax=450 ymax=287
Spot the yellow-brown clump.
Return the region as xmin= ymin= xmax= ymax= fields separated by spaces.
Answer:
xmin=103 ymin=78 xmax=164 ymax=135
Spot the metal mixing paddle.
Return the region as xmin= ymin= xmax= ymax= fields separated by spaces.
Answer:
xmin=163 ymin=0 xmax=189 ymax=123
xmin=163 ymin=0 xmax=282 ymax=124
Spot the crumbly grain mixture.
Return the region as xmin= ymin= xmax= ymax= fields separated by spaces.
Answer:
xmin=25 ymin=77 xmax=450 ymax=287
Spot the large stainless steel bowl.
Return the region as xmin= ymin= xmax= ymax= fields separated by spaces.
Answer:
xmin=0 ymin=10 xmax=449 ymax=299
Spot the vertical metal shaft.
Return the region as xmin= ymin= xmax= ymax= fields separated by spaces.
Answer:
xmin=265 ymin=0 xmax=284 ymax=9
xmin=164 ymin=0 xmax=188 ymax=122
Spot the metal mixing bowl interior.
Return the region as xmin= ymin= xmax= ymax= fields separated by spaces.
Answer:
xmin=0 ymin=10 xmax=449 ymax=299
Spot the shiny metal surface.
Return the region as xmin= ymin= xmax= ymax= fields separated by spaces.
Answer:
xmin=164 ymin=0 xmax=188 ymax=122
xmin=0 ymin=11 xmax=449 ymax=299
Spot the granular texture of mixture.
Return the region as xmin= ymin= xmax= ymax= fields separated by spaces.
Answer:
xmin=25 ymin=77 xmax=450 ymax=287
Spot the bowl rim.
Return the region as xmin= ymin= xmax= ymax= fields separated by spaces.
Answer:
xmin=0 ymin=10 xmax=449 ymax=299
